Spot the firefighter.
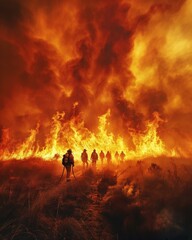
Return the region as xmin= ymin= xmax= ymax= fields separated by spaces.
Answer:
xmin=106 ymin=151 xmax=112 ymax=164
xmin=81 ymin=149 xmax=88 ymax=168
xmin=62 ymin=149 xmax=74 ymax=181
xmin=99 ymin=150 xmax=105 ymax=164
xmin=91 ymin=149 xmax=98 ymax=168
xmin=120 ymin=151 xmax=125 ymax=162
xmin=115 ymin=151 xmax=119 ymax=161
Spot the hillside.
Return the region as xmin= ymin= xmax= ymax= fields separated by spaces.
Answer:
xmin=0 ymin=158 xmax=191 ymax=240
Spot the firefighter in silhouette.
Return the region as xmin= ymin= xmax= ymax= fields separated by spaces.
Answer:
xmin=115 ymin=151 xmax=119 ymax=161
xmin=106 ymin=151 xmax=112 ymax=164
xmin=99 ymin=150 xmax=105 ymax=165
xmin=120 ymin=151 xmax=125 ymax=162
xmin=81 ymin=149 xmax=88 ymax=168
xmin=91 ymin=149 xmax=98 ymax=168
xmin=62 ymin=149 xmax=74 ymax=181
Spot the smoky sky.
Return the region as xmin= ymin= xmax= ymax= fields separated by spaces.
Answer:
xmin=0 ymin=0 xmax=190 ymax=149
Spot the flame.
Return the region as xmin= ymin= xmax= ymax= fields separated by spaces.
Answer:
xmin=0 ymin=110 xmax=176 ymax=161
xmin=131 ymin=112 xmax=174 ymax=157
xmin=0 ymin=0 xmax=191 ymax=160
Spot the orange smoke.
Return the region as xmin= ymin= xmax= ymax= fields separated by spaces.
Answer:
xmin=0 ymin=0 xmax=191 ymax=160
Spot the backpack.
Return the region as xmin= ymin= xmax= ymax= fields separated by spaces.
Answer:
xmin=62 ymin=154 xmax=70 ymax=166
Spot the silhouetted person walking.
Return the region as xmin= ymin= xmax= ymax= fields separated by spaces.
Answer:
xmin=62 ymin=149 xmax=74 ymax=181
xmin=120 ymin=151 xmax=125 ymax=162
xmin=81 ymin=149 xmax=88 ymax=168
xmin=99 ymin=150 xmax=105 ymax=164
xmin=91 ymin=149 xmax=98 ymax=168
xmin=106 ymin=151 xmax=112 ymax=165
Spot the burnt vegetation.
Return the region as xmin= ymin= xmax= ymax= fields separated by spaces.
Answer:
xmin=0 ymin=158 xmax=191 ymax=240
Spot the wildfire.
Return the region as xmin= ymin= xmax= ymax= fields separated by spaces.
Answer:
xmin=0 ymin=110 xmax=176 ymax=161
xmin=0 ymin=0 xmax=191 ymax=161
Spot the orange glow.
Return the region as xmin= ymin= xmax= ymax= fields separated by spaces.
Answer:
xmin=0 ymin=110 xmax=177 ymax=161
xmin=0 ymin=0 xmax=191 ymax=161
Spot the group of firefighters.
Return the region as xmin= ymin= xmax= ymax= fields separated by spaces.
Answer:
xmin=81 ymin=149 xmax=126 ymax=168
xmin=62 ymin=149 xmax=126 ymax=181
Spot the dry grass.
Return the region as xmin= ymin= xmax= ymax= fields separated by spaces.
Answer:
xmin=102 ymin=157 xmax=192 ymax=240
xmin=0 ymin=157 xmax=192 ymax=239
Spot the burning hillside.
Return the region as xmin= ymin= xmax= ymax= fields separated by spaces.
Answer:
xmin=0 ymin=0 xmax=192 ymax=160
xmin=0 ymin=110 xmax=176 ymax=160
xmin=1 ymin=2 xmax=192 ymax=240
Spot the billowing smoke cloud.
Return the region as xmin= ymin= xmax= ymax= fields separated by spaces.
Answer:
xmin=0 ymin=0 xmax=191 ymax=152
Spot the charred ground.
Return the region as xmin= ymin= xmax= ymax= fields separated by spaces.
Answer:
xmin=0 ymin=158 xmax=192 ymax=240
